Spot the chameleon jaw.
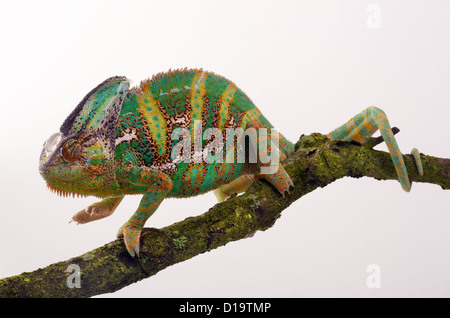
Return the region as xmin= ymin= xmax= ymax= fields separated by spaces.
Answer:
xmin=46 ymin=183 xmax=88 ymax=198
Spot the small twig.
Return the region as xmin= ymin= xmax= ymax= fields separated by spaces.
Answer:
xmin=364 ymin=127 xmax=400 ymax=148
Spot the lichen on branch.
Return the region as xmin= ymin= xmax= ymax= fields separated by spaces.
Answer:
xmin=0 ymin=133 xmax=448 ymax=298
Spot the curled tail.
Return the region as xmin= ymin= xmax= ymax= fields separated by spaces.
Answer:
xmin=328 ymin=106 xmax=423 ymax=192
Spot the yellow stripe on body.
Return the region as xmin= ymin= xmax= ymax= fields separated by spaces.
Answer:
xmin=189 ymin=70 xmax=208 ymax=130
xmin=240 ymin=108 xmax=260 ymax=129
xmin=361 ymin=108 xmax=376 ymax=133
xmin=135 ymin=84 xmax=167 ymax=156
xmin=217 ymin=83 xmax=238 ymax=130
xmin=222 ymin=108 xmax=259 ymax=165
xmin=345 ymin=119 xmax=365 ymax=143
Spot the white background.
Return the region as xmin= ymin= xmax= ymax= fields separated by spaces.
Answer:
xmin=0 ymin=0 xmax=449 ymax=297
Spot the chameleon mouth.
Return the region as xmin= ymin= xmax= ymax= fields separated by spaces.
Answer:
xmin=46 ymin=183 xmax=88 ymax=198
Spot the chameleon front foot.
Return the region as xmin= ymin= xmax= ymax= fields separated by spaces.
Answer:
xmin=70 ymin=196 xmax=124 ymax=224
xmin=117 ymin=222 xmax=141 ymax=257
xmin=71 ymin=203 xmax=112 ymax=224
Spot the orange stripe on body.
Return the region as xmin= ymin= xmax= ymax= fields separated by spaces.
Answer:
xmin=361 ymin=109 xmax=376 ymax=132
xmin=345 ymin=120 xmax=365 ymax=143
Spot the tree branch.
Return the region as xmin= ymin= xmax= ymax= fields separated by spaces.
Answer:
xmin=1 ymin=133 xmax=449 ymax=297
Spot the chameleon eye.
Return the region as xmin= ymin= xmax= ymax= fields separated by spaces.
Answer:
xmin=61 ymin=139 xmax=82 ymax=162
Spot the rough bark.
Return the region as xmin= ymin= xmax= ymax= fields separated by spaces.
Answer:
xmin=0 ymin=133 xmax=448 ymax=297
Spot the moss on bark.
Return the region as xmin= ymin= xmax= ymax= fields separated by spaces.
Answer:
xmin=0 ymin=133 xmax=448 ymax=297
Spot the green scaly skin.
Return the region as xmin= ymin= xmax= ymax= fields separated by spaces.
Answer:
xmin=39 ymin=68 xmax=422 ymax=257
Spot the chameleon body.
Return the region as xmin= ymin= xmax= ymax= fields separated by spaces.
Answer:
xmin=39 ymin=68 xmax=423 ymax=256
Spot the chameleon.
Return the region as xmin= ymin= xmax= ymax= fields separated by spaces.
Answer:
xmin=38 ymin=68 xmax=424 ymax=257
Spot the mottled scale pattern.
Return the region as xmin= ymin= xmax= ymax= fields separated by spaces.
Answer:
xmin=114 ymin=69 xmax=294 ymax=199
xmin=39 ymin=69 xmax=423 ymax=257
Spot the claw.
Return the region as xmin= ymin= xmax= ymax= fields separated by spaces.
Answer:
xmin=288 ymin=178 xmax=294 ymax=187
xmin=280 ymin=187 xmax=291 ymax=198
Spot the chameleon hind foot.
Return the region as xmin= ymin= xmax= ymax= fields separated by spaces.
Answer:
xmin=245 ymin=119 xmax=294 ymax=197
xmin=70 ymin=196 xmax=124 ymax=224
xmin=259 ymin=164 xmax=294 ymax=197
xmin=214 ymin=167 xmax=294 ymax=202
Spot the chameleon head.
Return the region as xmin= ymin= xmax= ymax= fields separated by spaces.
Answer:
xmin=39 ymin=130 xmax=114 ymax=197
xmin=39 ymin=76 xmax=130 ymax=197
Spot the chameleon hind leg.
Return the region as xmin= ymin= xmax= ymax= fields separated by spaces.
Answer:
xmin=249 ymin=120 xmax=294 ymax=196
xmin=327 ymin=106 xmax=423 ymax=192
xmin=116 ymin=166 xmax=173 ymax=257
xmin=214 ymin=120 xmax=294 ymax=202
xmin=70 ymin=195 xmax=124 ymax=224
